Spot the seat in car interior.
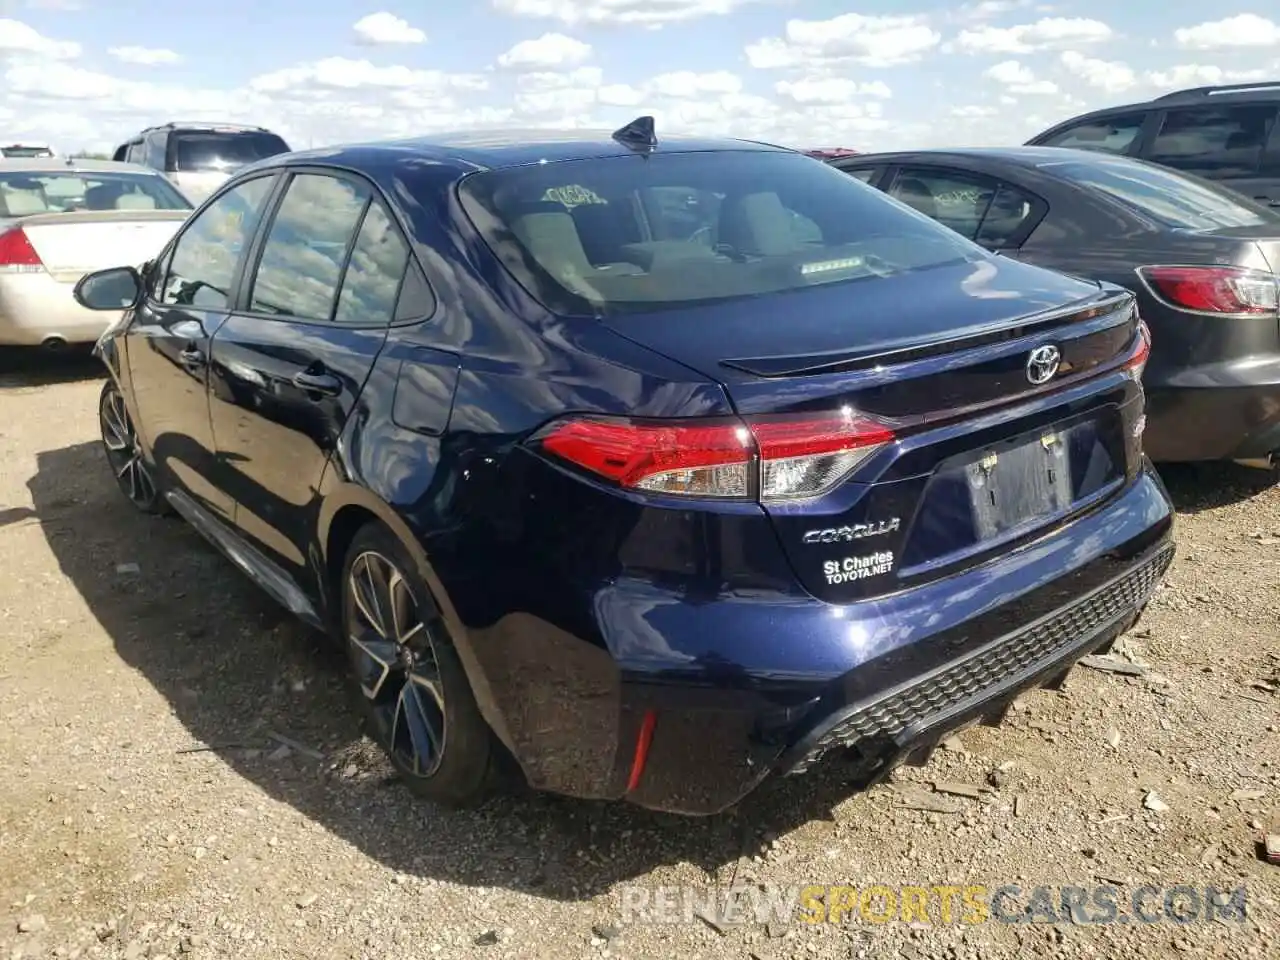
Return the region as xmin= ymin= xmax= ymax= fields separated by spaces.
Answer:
xmin=717 ymin=191 xmax=803 ymax=257
xmin=507 ymin=200 xmax=641 ymax=279
xmin=0 ymin=188 xmax=49 ymax=216
xmin=894 ymin=178 xmax=937 ymax=219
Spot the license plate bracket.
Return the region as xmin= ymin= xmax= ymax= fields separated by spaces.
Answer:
xmin=966 ymin=430 xmax=1073 ymax=541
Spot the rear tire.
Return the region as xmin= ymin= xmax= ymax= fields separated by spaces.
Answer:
xmin=339 ymin=522 xmax=500 ymax=806
xmin=98 ymin=380 xmax=168 ymax=515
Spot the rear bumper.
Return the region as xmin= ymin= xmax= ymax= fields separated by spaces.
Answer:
xmin=0 ymin=272 xmax=120 ymax=345
xmin=462 ymin=464 xmax=1175 ymax=815
xmin=1143 ymin=356 xmax=1280 ymax=461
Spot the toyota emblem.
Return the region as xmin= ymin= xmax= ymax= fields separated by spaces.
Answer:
xmin=1025 ymin=345 xmax=1061 ymax=385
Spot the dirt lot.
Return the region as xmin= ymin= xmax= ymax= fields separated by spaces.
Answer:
xmin=0 ymin=354 xmax=1277 ymax=960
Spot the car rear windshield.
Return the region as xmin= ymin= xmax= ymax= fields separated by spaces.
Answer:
xmin=456 ymin=149 xmax=985 ymax=317
xmin=171 ymin=131 xmax=290 ymax=172
xmin=0 ymin=171 xmax=192 ymax=215
xmin=1042 ymin=157 xmax=1275 ymax=230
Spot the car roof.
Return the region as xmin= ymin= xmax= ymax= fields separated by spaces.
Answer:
xmin=257 ymin=128 xmax=792 ymax=175
xmin=835 ymin=145 xmax=1141 ymax=171
xmin=0 ymin=157 xmax=163 ymax=175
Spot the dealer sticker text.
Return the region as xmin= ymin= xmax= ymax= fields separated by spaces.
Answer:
xmin=823 ymin=551 xmax=894 ymax=585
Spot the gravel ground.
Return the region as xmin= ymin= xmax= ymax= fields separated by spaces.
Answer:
xmin=0 ymin=353 xmax=1277 ymax=960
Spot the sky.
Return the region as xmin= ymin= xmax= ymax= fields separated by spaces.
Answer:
xmin=0 ymin=1 xmax=1278 ymax=155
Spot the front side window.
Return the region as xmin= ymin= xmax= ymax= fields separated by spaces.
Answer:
xmin=249 ymin=173 xmax=370 ymax=321
xmin=1037 ymin=113 xmax=1147 ymax=154
xmin=1040 ymin=156 xmax=1275 ymax=230
xmin=1146 ymin=105 xmax=1278 ymax=178
xmin=456 ymin=149 xmax=985 ymax=318
xmin=160 ymin=175 xmax=276 ymax=310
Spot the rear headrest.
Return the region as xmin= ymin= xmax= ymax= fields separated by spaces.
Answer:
xmin=510 ymin=207 xmax=592 ymax=278
xmin=718 ymin=192 xmax=800 ymax=257
xmin=116 ymin=193 xmax=157 ymax=210
xmin=0 ymin=189 xmax=48 ymax=216
xmin=895 ymin=178 xmax=937 ymax=219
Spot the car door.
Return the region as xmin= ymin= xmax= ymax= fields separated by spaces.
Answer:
xmin=207 ymin=168 xmax=417 ymax=589
xmin=884 ymin=165 xmax=1047 ymax=254
xmin=123 ymin=172 xmax=279 ymax=522
xmin=1141 ymin=103 xmax=1280 ymax=206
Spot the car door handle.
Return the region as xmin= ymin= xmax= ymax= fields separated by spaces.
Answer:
xmin=179 ymin=345 xmax=205 ymax=368
xmin=291 ymin=370 xmax=343 ymax=397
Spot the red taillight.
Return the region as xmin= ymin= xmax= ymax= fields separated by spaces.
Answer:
xmin=1122 ymin=318 xmax=1152 ymax=378
xmin=1137 ymin=265 xmax=1279 ymax=316
xmin=532 ymin=411 xmax=896 ymax=501
xmin=0 ymin=226 xmax=42 ymax=270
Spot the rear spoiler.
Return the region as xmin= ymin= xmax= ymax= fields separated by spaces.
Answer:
xmin=720 ymin=289 xmax=1136 ymax=378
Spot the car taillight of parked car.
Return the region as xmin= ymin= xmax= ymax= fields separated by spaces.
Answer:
xmin=1137 ymin=265 xmax=1280 ymax=316
xmin=1122 ymin=318 xmax=1152 ymax=380
xmin=531 ymin=411 xmax=897 ymax=501
xmin=0 ymin=227 xmax=43 ymax=272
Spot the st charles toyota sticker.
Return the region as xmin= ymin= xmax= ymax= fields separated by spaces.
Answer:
xmin=823 ymin=550 xmax=894 ymax=585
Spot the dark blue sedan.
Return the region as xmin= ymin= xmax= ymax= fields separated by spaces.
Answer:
xmin=74 ymin=120 xmax=1175 ymax=815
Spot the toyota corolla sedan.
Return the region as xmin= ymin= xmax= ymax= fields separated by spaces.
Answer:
xmin=73 ymin=122 xmax=1174 ymax=815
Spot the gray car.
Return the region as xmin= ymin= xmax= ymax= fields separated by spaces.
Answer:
xmin=827 ymin=146 xmax=1280 ymax=473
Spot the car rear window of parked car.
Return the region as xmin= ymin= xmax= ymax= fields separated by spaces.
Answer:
xmin=0 ymin=171 xmax=192 ymax=215
xmin=171 ymin=132 xmax=290 ymax=172
xmin=1146 ymin=105 xmax=1277 ymax=178
xmin=1040 ymin=157 xmax=1274 ymax=231
xmin=456 ymin=149 xmax=985 ymax=317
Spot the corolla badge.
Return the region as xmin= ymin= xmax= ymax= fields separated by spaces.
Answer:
xmin=802 ymin=518 xmax=900 ymax=545
xmin=1025 ymin=344 xmax=1062 ymax=386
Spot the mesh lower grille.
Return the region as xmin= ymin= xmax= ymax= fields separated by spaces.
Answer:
xmin=787 ymin=543 xmax=1174 ymax=775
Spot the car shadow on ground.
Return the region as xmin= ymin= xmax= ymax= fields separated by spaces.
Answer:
xmin=0 ymin=346 xmax=104 ymax=388
xmin=1153 ymin=460 xmax=1277 ymax=515
xmin=30 ymin=439 xmax=872 ymax=903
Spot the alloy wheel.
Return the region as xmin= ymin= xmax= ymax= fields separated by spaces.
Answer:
xmin=99 ymin=382 xmax=159 ymax=510
xmin=346 ymin=550 xmax=447 ymax=779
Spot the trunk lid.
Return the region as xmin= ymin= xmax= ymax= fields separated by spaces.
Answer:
xmin=605 ymin=257 xmax=1146 ymax=604
xmin=1176 ymin=224 xmax=1280 ymax=275
xmin=10 ymin=210 xmax=188 ymax=283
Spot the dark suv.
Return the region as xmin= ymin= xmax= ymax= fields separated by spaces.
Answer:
xmin=1026 ymin=81 xmax=1280 ymax=207
xmin=111 ymin=122 xmax=290 ymax=204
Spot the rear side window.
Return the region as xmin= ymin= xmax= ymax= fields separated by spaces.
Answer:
xmin=171 ymin=131 xmax=290 ymax=172
xmin=1037 ymin=113 xmax=1147 ymax=154
xmin=249 ymin=173 xmax=370 ymax=321
xmin=1146 ymin=105 xmax=1278 ymax=178
xmin=889 ymin=168 xmax=995 ymax=239
xmin=456 ymin=150 xmax=984 ymax=318
xmin=841 ymin=167 xmax=881 ymax=184
xmin=333 ymin=200 xmax=412 ymax=325
xmin=1040 ymin=157 xmax=1273 ymax=230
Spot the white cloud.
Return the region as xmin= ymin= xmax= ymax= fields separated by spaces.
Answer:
xmin=352 ymin=12 xmax=426 ymax=45
xmin=1146 ymin=63 xmax=1271 ymax=89
xmin=1173 ymin=14 xmax=1280 ymax=50
xmin=950 ymin=104 xmax=998 ymax=117
xmin=955 ymin=17 xmax=1112 ymax=54
xmin=775 ymin=77 xmax=892 ymax=104
xmin=984 ymin=60 xmax=1058 ymax=95
xmin=648 ymin=70 xmax=742 ymax=97
xmin=0 ymin=17 xmax=80 ymax=58
xmin=249 ymin=57 xmax=486 ymax=95
xmin=746 ymin=13 xmax=942 ymax=70
xmin=1059 ymin=50 xmax=1135 ymax=93
xmin=108 ymin=46 xmax=181 ymax=66
xmin=491 ymin=0 xmax=758 ymax=27
xmin=497 ymin=32 xmax=592 ymax=69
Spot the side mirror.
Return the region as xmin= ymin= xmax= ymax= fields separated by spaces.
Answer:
xmin=74 ymin=266 xmax=143 ymax=312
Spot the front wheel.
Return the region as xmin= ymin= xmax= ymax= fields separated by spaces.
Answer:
xmin=340 ymin=523 xmax=501 ymax=806
xmin=98 ymin=380 xmax=167 ymax=514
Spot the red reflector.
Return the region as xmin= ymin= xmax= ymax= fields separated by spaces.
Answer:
xmin=1138 ymin=265 xmax=1278 ymax=315
xmin=0 ymin=227 xmax=42 ymax=267
xmin=1123 ymin=319 xmax=1151 ymax=373
xmin=625 ymin=709 xmax=657 ymax=793
xmin=535 ymin=417 xmax=751 ymax=489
